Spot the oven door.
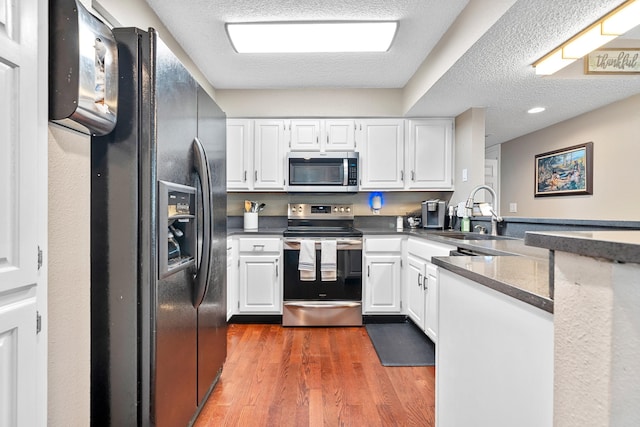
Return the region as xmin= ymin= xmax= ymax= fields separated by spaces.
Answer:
xmin=283 ymin=238 xmax=362 ymax=300
xmin=282 ymin=238 xmax=363 ymax=326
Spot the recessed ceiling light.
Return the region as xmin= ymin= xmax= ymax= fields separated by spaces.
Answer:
xmin=527 ymin=107 xmax=546 ymax=114
xmin=226 ymin=21 xmax=398 ymax=53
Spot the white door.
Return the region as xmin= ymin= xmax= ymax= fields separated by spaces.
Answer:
xmin=424 ymin=263 xmax=439 ymax=342
xmin=358 ymin=120 xmax=404 ymax=190
xmin=485 ymin=158 xmax=499 ymax=195
xmin=254 ymin=120 xmax=287 ymax=190
xmin=290 ymin=119 xmax=320 ymax=151
xmin=364 ymin=255 xmax=402 ymax=313
xmin=238 ymin=255 xmax=282 ymax=313
xmin=226 ymin=119 xmax=253 ymax=190
xmin=406 ymin=119 xmax=454 ymax=190
xmin=0 ymin=0 xmax=46 ymax=425
xmin=324 ymin=119 xmax=356 ymax=151
xmin=406 ymin=254 xmax=426 ymax=329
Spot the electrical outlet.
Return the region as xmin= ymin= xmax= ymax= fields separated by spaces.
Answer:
xmin=462 ymin=168 xmax=468 ymax=182
xmin=509 ymin=202 xmax=517 ymax=213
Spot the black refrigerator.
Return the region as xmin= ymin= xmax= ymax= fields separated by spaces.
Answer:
xmin=91 ymin=27 xmax=227 ymax=426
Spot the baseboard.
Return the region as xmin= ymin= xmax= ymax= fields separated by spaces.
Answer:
xmin=228 ymin=314 xmax=283 ymax=324
xmin=363 ymin=315 xmax=408 ymax=324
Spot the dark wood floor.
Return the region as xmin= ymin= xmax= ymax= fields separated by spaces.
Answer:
xmin=194 ymin=323 xmax=436 ymax=426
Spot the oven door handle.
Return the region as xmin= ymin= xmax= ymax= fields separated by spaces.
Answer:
xmin=283 ymin=239 xmax=362 ymax=250
xmin=284 ymin=301 xmax=361 ymax=309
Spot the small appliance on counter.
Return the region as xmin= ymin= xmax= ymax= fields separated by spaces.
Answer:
xmin=422 ymin=199 xmax=446 ymax=229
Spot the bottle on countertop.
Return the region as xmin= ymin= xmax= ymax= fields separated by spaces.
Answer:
xmin=396 ymin=216 xmax=403 ymax=231
xmin=461 ymin=216 xmax=470 ymax=232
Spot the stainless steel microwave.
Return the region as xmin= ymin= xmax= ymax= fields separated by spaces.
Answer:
xmin=286 ymin=152 xmax=359 ymax=192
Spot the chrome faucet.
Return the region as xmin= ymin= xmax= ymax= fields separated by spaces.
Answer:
xmin=465 ymin=185 xmax=503 ymax=236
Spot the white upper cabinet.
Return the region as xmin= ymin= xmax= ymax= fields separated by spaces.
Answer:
xmin=289 ymin=119 xmax=321 ymax=151
xmin=357 ymin=119 xmax=405 ymax=190
xmin=254 ymin=120 xmax=288 ymax=190
xmin=405 ymin=119 xmax=454 ymax=190
xmin=227 ymin=119 xmax=288 ymax=191
xmin=324 ymin=119 xmax=356 ymax=151
xmin=226 ymin=119 xmax=253 ymax=190
xmin=289 ymin=119 xmax=356 ymax=152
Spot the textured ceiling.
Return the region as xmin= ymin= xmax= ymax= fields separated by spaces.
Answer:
xmin=144 ymin=0 xmax=640 ymax=145
xmin=144 ymin=0 xmax=469 ymax=88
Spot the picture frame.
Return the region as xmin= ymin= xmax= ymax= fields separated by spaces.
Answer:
xmin=585 ymin=48 xmax=640 ymax=75
xmin=535 ymin=142 xmax=593 ymax=197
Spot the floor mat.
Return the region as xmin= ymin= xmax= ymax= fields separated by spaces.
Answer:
xmin=365 ymin=322 xmax=435 ymax=367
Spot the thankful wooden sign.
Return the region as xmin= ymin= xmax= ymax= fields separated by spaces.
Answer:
xmin=585 ymin=48 xmax=640 ymax=74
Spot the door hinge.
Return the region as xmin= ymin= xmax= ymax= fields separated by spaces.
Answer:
xmin=37 ymin=246 xmax=43 ymax=270
xmin=36 ymin=311 xmax=42 ymax=334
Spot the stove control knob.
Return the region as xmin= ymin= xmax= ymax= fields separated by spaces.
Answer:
xmin=333 ymin=207 xmax=338 ymax=212
xmin=340 ymin=207 xmax=345 ymax=213
xmin=346 ymin=207 xmax=351 ymax=213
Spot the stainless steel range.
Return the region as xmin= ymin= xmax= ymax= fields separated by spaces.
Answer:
xmin=283 ymin=203 xmax=363 ymax=326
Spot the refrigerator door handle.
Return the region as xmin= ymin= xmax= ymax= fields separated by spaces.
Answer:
xmin=192 ymin=137 xmax=212 ymax=308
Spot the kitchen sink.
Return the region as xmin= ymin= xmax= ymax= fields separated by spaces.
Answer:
xmin=430 ymin=231 xmax=516 ymax=241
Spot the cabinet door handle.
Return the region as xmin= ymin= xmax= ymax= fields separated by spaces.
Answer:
xmin=367 ymin=265 xmax=370 ymax=277
xmin=254 ymin=170 xmax=258 ymax=181
xmin=423 ymin=275 xmax=428 ymax=291
xmin=418 ymin=272 xmax=423 ymax=288
xmin=401 ymin=170 xmax=404 ymax=181
xmin=411 ymin=170 xmax=415 ymax=181
xmin=244 ymin=170 xmax=247 ymax=182
xmin=276 ymin=265 xmax=279 ymax=277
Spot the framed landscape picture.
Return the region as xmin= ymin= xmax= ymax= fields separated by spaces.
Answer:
xmin=535 ymin=142 xmax=593 ymax=197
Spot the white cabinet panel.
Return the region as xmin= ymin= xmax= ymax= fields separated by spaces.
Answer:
xmin=290 ymin=120 xmax=321 ymax=151
xmin=363 ymin=255 xmax=402 ymax=313
xmin=406 ymin=119 xmax=453 ymax=190
xmin=239 ymin=255 xmax=281 ymax=313
xmin=226 ymin=119 xmax=253 ymax=190
xmin=324 ymin=119 xmax=356 ymax=151
xmin=254 ymin=120 xmax=287 ymax=190
xmin=358 ymin=119 xmax=404 ymax=190
xmin=236 ymin=237 xmax=283 ymax=314
xmin=406 ymin=254 xmax=426 ymax=326
xmin=0 ymin=289 xmax=37 ymax=427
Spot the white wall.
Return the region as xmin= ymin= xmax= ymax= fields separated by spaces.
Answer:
xmin=500 ymin=94 xmax=640 ymax=221
xmin=47 ymin=125 xmax=91 ymax=425
xmin=451 ymin=107 xmax=486 ymax=207
xmin=217 ymin=88 xmax=403 ymax=117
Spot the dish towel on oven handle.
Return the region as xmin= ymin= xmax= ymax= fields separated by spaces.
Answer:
xmin=298 ymin=240 xmax=316 ymax=281
xmin=321 ymin=240 xmax=337 ymax=281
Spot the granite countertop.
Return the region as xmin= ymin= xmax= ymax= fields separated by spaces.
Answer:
xmin=227 ymin=226 xmax=554 ymax=311
xmin=431 ymin=255 xmax=553 ymax=313
xmin=525 ymin=230 xmax=640 ymax=264
xmin=227 ymin=227 xmax=286 ymax=236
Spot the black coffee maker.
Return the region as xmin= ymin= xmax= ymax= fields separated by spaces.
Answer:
xmin=421 ymin=199 xmax=446 ymax=229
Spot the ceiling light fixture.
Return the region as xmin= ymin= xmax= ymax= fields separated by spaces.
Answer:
xmin=533 ymin=0 xmax=640 ymax=75
xmin=226 ymin=21 xmax=398 ymax=53
xmin=527 ymin=107 xmax=546 ymax=114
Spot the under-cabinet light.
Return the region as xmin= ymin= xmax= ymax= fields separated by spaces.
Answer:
xmin=226 ymin=21 xmax=398 ymax=53
xmin=533 ymin=0 xmax=640 ymax=75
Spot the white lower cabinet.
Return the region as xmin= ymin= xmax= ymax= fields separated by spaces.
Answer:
xmin=0 ymin=287 xmax=37 ymax=427
xmin=363 ymin=236 xmax=404 ymax=314
xmin=406 ymin=253 xmax=428 ymax=327
xmin=237 ymin=237 xmax=283 ymax=314
xmin=437 ymin=269 xmax=553 ymax=427
xmin=226 ymin=237 xmax=236 ymax=320
xmin=405 ymin=237 xmax=455 ymax=342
